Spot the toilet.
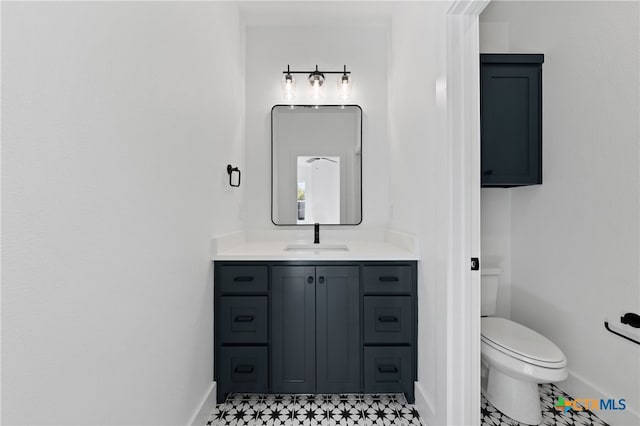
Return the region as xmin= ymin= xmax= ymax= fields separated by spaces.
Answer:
xmin=481 ymin=268 xmax=568 ymax=425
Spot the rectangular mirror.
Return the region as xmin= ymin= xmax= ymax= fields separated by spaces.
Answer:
xmin=271 ymin=105 xmax=362 ymax=225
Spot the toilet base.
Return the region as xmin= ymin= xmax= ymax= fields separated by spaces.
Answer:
xmin=482 ymin=367 xmax=542 ymax=425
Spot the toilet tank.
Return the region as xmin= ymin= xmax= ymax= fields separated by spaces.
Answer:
xmin=481 ymin=268 xmax=502 ymax=316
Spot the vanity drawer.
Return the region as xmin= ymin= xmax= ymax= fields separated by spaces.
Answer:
xmin=363 ymin=265 xmax=412 ymax=294
xmin=219 ymin=296 xmax=268 ymax=344
xmin=363 ymin=346 xmax=412 ymax=395
xmin=219 ymin=265 xmax=268 ymax=294
xmin=364 ymin=296 xmax=413 ymax=344
xmin=219 ymin=346 xmax=268 ymax=394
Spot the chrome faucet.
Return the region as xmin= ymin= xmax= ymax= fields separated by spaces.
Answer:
xmin=314 ymin=223 xmax=320 ymax=244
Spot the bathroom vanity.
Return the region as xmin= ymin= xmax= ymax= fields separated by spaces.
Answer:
xmin=213 ymin=104 xmax=417 ymax=402
xmin=212 ymin=236 xmax=418 ymax=403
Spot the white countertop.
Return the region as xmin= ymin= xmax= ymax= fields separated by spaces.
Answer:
xmin=211 ymin=230 xmax=419 ymax=261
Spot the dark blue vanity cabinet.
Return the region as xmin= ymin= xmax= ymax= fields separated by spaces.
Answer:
xmin=215 ymin=265 xmax=269 ymax=396
xmin=362 ymin=265 xmax=416 ymax=398
xmin=481 ymin=54 xmax=544 ymax=187
xmin=214 ymin=261 xmax=417 ymax=403
xmin=271 ymin=266 xmax=317 ymax=394
xmin=272 ymin=265 xmax=360 ymax=394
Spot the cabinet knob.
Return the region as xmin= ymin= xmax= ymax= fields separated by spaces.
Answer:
xmin=483 ymin=169 xmax=493 ymax=176
xmin=307 ymin=276 xmax=314 ymax=284
xmin=318 ymin=276 xmax=325 ymax=284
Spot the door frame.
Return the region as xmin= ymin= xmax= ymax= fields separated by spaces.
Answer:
xmin=446 ymin=1 xmax=490 ymax=424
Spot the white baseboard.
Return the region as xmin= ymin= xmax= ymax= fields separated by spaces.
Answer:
xmin=188 ymin=382 xmax=217 ymax=426
xmin=559 ymin=371 xmax=639 ymax=426
xmin=414 ymin=381 xmax=436 ymax=426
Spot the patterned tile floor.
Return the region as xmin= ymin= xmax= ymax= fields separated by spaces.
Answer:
xmin=206 ymin=384 xmax=608 ymax=426
xmin=206 ymin=393 xmax=422 ymax=426
xmin=482 ymin=383 xmax=609 ymax=426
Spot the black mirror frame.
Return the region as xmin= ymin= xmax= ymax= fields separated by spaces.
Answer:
xmin=270 ymin=104 xmax=363 ymax=226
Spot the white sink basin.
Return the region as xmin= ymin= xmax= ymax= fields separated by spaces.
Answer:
xmin=284 ymin=243 xmax=349 ymax=252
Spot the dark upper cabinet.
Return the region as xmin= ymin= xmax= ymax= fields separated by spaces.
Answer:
xmin=481 ymin=54 xmax=544 ymax=187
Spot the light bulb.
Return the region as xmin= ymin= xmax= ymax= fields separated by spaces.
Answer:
xmin=281 ymin=73 xmax=296 ymax=100
xmin=308 ymin=71 xmax=325 ymax=102
xmin=337 ymin=73 xmax=352 ymax=101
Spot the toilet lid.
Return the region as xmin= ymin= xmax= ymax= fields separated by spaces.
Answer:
xmin=481 ymin=317 xmax=566 ymax=365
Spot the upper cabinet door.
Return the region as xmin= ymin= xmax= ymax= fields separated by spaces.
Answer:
xmin=315 ymin=266 xmax=360 ymax=394
xmin=481 ymin=54 xmax=544 ymax=187
xmin=272 ymin=266 xmax=316 ymax=394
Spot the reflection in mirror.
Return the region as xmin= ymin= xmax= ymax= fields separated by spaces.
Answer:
xmin=272 ymin=105 xmax=362 ymax=225
xmin=296 ymin=156 xmax=340 ymax=224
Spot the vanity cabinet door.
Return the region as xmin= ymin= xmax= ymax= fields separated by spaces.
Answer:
xmin=316 ymin=266 xmax=360 ymax=393
xmin=272 ymin=266 xmax=316 ymax=393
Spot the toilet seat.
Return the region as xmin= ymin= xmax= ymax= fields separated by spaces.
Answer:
xmin=481 ymin=317 xmax=566 ymax=369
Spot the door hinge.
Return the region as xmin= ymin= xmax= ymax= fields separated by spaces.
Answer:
xmin=471 ymin=257 xmax=480 ymax=271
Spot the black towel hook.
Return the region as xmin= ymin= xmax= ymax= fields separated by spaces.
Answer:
xmin=227 ymin=165 xmax=241 ymax=187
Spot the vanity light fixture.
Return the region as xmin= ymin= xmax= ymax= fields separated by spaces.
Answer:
xmin=281 ymin=64 xmax=353 ymax=101
xmin=281 ymin=65 xmax=296 ymax=100
xmin=308 ymin=66 xmax=325 ymax=101
xmin=337 ymin=65 xmax=352 ymax=101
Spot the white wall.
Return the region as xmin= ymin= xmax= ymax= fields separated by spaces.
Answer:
xmin=2 ymin=2 xmax=244 ymax=424
xmin=480 ymin=190 xmax=512 ymax=318
xmin=481 ymin=2 xmax=640 ymax=425
xmin=387 ymin=2 xmax=450 ymax=424
xmin=244 ymin=24 xmax=389 ymax=231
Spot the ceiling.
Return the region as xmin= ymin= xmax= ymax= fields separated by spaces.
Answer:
xmin=237 ymin=1 xmax=397 ymax=27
